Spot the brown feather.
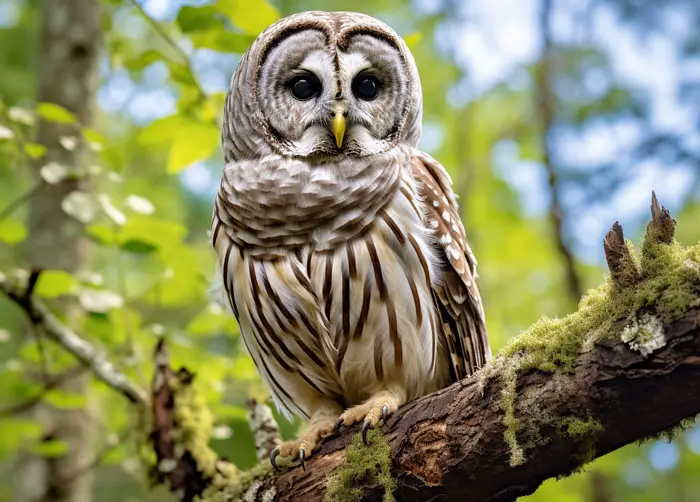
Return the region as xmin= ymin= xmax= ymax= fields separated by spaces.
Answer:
xmin=411 ymin=152 xmax=491 ymax=380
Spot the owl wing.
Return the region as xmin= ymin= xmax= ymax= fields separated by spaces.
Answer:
xmin=411 ymin=151 xmax=491 ymax=380
xmin=212 ymin=160 xmax=340 ymax=419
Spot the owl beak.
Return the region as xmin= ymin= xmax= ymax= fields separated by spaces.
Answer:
xmin=331 ymin=111 xmax=346 ymax=148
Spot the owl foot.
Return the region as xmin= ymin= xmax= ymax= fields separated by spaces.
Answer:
xmin=269 ymin=410 xmax=338 ymax=471
xmin=335 ymin=390 xmax=404 ymax=445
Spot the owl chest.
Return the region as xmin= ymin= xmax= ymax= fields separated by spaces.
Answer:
xmin=302 ymin=191 xmax=441 ymax=399
xmin=220 ymin=185 xmax=441 ymax=408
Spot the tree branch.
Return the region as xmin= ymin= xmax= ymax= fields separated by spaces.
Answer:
xmin=0 ymin=274 xmax=148 ymax=406
xmin=247 ymin=398 xmax=282 ymax=463
xmin=536 ymin=0 xmax=584 ymax=302
xmin=147 ymin=192 xmax=700 ymax=502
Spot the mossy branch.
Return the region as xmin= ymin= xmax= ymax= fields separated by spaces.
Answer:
xmin=1 ymin=194 xmax=698 ymax=502
xmin=146 ymin=192 xmax=700 ymax=502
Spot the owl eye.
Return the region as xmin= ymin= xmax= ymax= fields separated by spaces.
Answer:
xmin=289 ymin=73 xmax=322 ymax=101
xmin=352 ymin=74 xmax=380 ymax=101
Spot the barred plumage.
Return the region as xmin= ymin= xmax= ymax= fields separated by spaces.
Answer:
xmin=211 ymin=11 xmax=490 ymax=464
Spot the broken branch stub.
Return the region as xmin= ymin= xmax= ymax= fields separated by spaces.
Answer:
xmin=604 ymin=221 xmax=641 ymax=287
xmin=150 ymin=339 xmax=209 ymax=501
xmin=643 ymin=191 xmax=677 ymax=258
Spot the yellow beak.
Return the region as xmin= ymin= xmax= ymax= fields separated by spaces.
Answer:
xmin=331 ymin=113 xmax=346 ymax=148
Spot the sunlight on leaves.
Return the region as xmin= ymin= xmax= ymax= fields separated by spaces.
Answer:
xmin=0 ymin=125 xmax=14 ymax=140
xmin=28 ymin=439 xmax=70 ymax=458
xmin=168 ymin=121 xmax=219 ymax=173
xmin=40 ymin=162 xmax=69 ymax=184
xmin=35 ymin=270 xmax=78 ymax=298
xmin=125 ymin=194 xmax=155 ymax=215
xmin=37 ymin=102 xmax=77 ymax=124
xmin=62 ymin=191 xmax=97 ymax=223
xmin=24 ymin=143 xmax=46 ymax=159
xmin=0 ymin=220 xmax=28 ymax=244
xmin=78 ymin=288 xmax=124 ymax=313
xmin=44 ymin=389 xmax=88 ymax=409
xmin=8 ymin=107 xmax=34 ymax=125
xmin=214 ymin=0 xmax=279 ymax=35
xmin=404 ymin=32 xmax=422 ymax=49
xmin=59 ymin=135 xmax=79 ymax=151
xmin=99 ymin=194 xmax=127 ymax=226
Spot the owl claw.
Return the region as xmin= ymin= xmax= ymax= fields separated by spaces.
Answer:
xmin=297 ymin=447 xmax=306 ymax=471
xmin=362 ymin=419 xmax=374 ymax=445
xmin=381 ymin=404 xmax=389 ymax=421
xmin=270 ymin=446 xmax=281 ymax=471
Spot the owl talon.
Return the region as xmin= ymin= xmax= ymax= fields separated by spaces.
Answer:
xmin=297 ymin=448 xmax=306 ymax=471
xmin=362 ymin=419 xmax=374 ymax=445
xmin=270 ymin=446 xmax=281 ymax=471
xmin=381 ymin=404 xmax=389 ymax=421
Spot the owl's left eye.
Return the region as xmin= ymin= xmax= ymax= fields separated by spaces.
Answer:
xmin=352 ymin=74 xmax=380 ymax=101
xmin=289 ymin=73 xmax=322 ymax=101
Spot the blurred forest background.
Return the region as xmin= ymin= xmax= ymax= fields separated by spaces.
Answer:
xmin=0 ymin=0 xmax=699 ymax=501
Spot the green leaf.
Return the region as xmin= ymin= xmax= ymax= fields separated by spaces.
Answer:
xmin=137 ymin=115 xmax=184 ymax=145
xmin=187 ymin=304 xmax=239 ymax=336
xmin=0 ymin=220 xmax=28 ymax=244
xmin=82 ymin=127 xmax=107 ymax=151
xmin=190 ymin=30 xmax=254 ymax=53
xmin=29 ymin=439 xmax=69 ymax=458
xmin=123 ymin=49 xmax=166 ymax=71
xmin=119 ymin=216 xmax=187 ymax=248
xmin=167 ymin=121 xmax=219 ymax=173
xmin=44 ymin=389 xmax=88 ymax=409
xmin=403 ymin=32 xmax=422 ymax=50
xmin=214 ymin=0 xmax=279 ymax=35
xmin=85 ymin=222 xmax=118 ymax=245
xmin=37 ymin=102 xmax=78 ymax=124
xmin=120 ymin=239 xmax=158 ymax=254
xmin=0 ymin=418 xmax=42 ymax=443
xmin=166 ymin=60 xmax=197 ymax=87
xmin=35 ymin=270 xmax=78 ymax=298
xmin=24 ymin=142 xmax=47 ymax=159
xmin=176 ymin=5 xmax=221 ymax=33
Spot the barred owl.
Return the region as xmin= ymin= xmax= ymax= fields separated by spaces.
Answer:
xmin=211 ymin=11 xmax=490 ymax=466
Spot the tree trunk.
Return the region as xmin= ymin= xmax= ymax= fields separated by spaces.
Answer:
xmin=13 ymin=1 xmax=101 ymax=501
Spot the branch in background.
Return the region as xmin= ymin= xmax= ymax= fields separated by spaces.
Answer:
xmin=0 ymin=274 xmax=149 ymax=406
xmin=536 ymin=0 xmax=583 ymax=302
xmin=0 ymin=366 xmax=84 ymax=417
xmin=147 ymin=193 xmax=700 ymax=501
xmin=125 ymin=0 xmax=207 ymax=103
xmin=247 ymin=398 xmax=282 ymax=463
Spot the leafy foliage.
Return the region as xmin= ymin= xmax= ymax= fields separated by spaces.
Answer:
xmin=0 ymin=0 xmax=698 ymax=500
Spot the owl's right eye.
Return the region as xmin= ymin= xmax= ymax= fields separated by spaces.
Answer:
xmin=289 ymin=74 xmax=322 ymax=101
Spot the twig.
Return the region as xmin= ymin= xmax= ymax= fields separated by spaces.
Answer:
xmin=0 ymin=274 xmax=149 ymax=406
xmin=536 ymin=0 xmax=583 ymax=302
xmin=247 ymin=398 xmax=282 ymax=462
xmin=0 ymin=366 xmax=84 ymax=417
xmin=125 ymin=0 xmax=206 ymax=103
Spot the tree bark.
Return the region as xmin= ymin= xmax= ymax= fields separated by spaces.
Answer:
xmin=14 ymin=1 xmax=101 ymax=501
xmin=150 ymin=304 xmax=700 ymax=502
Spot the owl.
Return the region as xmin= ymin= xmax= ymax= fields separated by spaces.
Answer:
xmin=211 ymin=11 xmax=490 ymax=467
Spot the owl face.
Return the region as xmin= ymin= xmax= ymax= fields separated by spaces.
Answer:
xmin=224 ymin=12 xmax=423 ymax=161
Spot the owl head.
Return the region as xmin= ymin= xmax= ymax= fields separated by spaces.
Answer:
xmin=222 ymin=11 xmax=423 ymax=161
